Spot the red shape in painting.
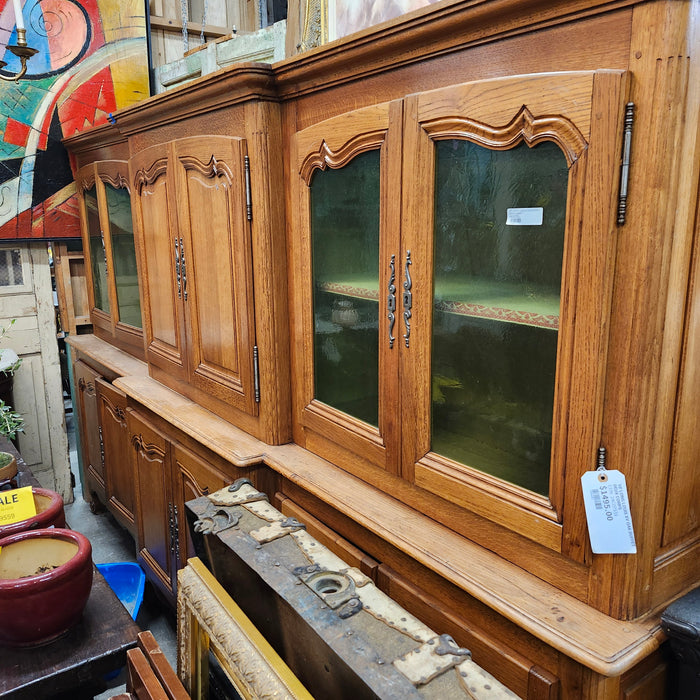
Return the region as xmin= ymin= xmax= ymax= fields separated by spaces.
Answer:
xmin=58 ymin=66 xmax=117 ymax=136
xmin=41 ymin=0 xmax=90 ymax=72
xmin=16 ymin=207 xmax=32 ymax=239
xmin=3 ymin=118 xmax=31 ymax=147
xmin=0 ymin=217 xmax=18 ymax=239
xmin=44 ymin=193 xmax=81 ymax=239
xmin=31 ymin=201 xmax=45 ymax=238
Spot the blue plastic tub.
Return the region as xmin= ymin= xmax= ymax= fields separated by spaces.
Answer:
xmin=97 ymin=562 xmax=146 ymax=621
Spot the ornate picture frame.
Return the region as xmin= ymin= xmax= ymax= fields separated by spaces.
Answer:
xmin=177 ymin=558 xmax=312 ymax=700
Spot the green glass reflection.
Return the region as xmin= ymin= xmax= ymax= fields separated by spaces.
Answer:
xmin=311 ymin=150 xmax=380 ymax=426
xmin=85 ymin=185 xmax=110 ymax=314
xmin=105 ymin=183 xmax=142 ymax=329
xmin=431 ymin=140 xmax=569 ymax=495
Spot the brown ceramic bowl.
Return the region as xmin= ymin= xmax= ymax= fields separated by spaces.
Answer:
xmin=0 ymin=487 xmax=65 ymax=538
xmin=0 ymin=452 xmax=17 ymax=481
xmin=0 ymin=528 xmax=93 ymax=646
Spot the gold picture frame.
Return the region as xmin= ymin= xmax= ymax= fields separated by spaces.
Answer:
xmin=177 ymin=557 xmax=313 ymax=700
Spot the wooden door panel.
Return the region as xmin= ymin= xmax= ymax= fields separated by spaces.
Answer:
xmin=290 ymin=101 xmax=403 ymax=474
xmin=171 ymin=442 xmax=230 ymax=572
xmin=131 ymin=146 xmax=187 ymax=379
xmin=172 ymin=136 xmax=257 ymax=414
xmin=96 ymin=160 xmax=145 ymax=357
xmin=128 ymin=409 xmax=173 ymax=595
xmin=74 ymin=359 xmax=105 ymax=506
xmin=96 ymin=378 xmax=135 ymax=535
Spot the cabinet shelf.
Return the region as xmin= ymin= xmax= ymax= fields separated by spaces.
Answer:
xmin=318 ymin=277 xmax=560 ymax=330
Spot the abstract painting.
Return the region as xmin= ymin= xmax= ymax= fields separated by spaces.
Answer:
xmin=0 ymin=0 xmax=149 ymax=240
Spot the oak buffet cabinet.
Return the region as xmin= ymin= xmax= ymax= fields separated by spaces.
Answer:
xmin=64 ymin=1 xmax=700 ymax=697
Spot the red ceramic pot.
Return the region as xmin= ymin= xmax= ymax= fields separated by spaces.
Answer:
xmin=0 ymin=528 xmax=93 ymax=647
xmin=0 ymin=487 xmax=65 ymax=538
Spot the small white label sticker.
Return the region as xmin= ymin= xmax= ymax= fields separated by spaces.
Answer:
xmin=581 ymin=470 xmax=636 ymax=554
xmin=506 ymin=207 xmax=543 ymax=226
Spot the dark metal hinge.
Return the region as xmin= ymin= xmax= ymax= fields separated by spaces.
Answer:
xmin=244 ymin=155 xmax=252 ymax=221
xmin=253 ymin=344 xmax=260 ymax=403
xmin=617 ymin=102 xmax=635 ymax=225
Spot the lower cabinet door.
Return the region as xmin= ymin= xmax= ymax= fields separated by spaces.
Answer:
xmin=96 ymin=378 xmax=135 ymax=535
xmin=171 ymin=443 xmax=230 ymax=572
xmin=74 ymin=359 xmax=105 ymax=509
xmin=128 ymin=409 xmax=174 ymax=600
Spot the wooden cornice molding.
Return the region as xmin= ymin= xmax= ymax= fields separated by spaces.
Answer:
xmin=274 ymin=0 xmax=640 ymax=98
xmin=63 ymin=122 xmax=126 ymax=154
xmin=115 ymin=63 xmax=278 ymax=135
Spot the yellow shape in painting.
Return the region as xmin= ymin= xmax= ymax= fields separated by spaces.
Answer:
xmin=96 ymin=0 xmax=147 ymax=43
xmin=111 ymin=54 xmax=150 ymax=109
xmin=0 ymin=486 xmax=37 ymax=525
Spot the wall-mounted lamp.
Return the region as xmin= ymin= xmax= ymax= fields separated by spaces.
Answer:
xmin=1 ymin=0 xmax=38 ymax=82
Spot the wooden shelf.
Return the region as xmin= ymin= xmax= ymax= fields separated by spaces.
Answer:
xmin=318 ymin=277 xmax=560 ymax=329
xmin=66 ymin=335 xmax=148 ymax=380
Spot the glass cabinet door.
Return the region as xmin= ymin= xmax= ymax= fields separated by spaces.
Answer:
xmin=293 ymin=100 xmax=402 ymax=474
xmin=431 ymin=139 xmax=568 ymax=496
xmin=403 ymin=71 xmax=628 ymax=551
xmin=104 ymin=182 xmax=142 ymax=329
xmin=311 ymin=150 xmax=381 ymax=427
xmin=84 ymin=183 xmax=110 ymax=314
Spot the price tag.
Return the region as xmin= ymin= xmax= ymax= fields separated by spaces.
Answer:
xmin=581 ymin=470 xmax=636 ymax=554
xmin=0 ymin=486 xmax=37 ymax=525
xmin=506 ymin=207 xmax=543 ymax=226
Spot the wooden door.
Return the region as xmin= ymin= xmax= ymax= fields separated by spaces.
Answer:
xmin=171 ymin=136 xmax=258 ymax=415
xmin=53 ymin=242 xmax=90 ymax=336
xmin=130 ymin=144 xmax=188 ymax=382
xmin=96 ymin=378 xmax=136 ymax=536
xmin=74 ymin=359 xmax=105 ymax=508
xmin=128 ymin=408 xmax=174 ymax=598
xmin=76 ymin=163 xmax=113 ymax=338
xmin=290 ymin=101 xmax=404 ymax=476
xmin=401 ymin=71 xmax=628 ymax=551
xmin=171 ymin=442 xmax=230 ymax=577
xmin=96 ymin=160 xmax=144 ymax=357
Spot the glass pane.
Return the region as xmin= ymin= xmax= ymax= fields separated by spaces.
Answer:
xmin=85 ymin=185 xmax=110 ymax=313
xmin=311 ymin=150 xmax=380 ymax=427
xmin=431 ymin=139 xmax=569 ymax=495
xmin=105 ymin=183 xmax=142 ymax=329
xmin=0 ymin=249 xmax=23 ymax=286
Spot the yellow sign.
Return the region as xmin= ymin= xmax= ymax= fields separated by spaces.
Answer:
xmin=0 ymin=486 xmax=37 ymax=525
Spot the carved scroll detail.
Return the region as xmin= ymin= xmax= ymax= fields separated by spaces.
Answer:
xmin=300 ymin=130 xmax=386 ymax=183
xmin=101 ymin=396 xmax=126 ymax=424
xmin=179 ymin=154 xmax=234 ymax=184
xmin=133 ymin=158 xmax=169 ymax=193
xmin=102 ymin=171 xmax=130 ymax=191
xmin=131 ymin=433 xmax=165 ymax=460
xmin=423 ymin=106 xmax=587 ymax=166
xmin=80 ymin=175 xmax=96 ymax=192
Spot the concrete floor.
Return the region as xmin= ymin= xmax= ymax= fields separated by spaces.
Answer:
xmin=64 ymin=410 xmax=178 ymax=698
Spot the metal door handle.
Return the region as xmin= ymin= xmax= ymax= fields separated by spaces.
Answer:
xmin=175 ymin=238 xmax=181 ymax=298
xmin=387 ymin=254 xmax=396 ymax=348
xmin=180 ymin=238 xmax=187 ymax=301
xmin=403 ymin=251 xmax=412 ymax=348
